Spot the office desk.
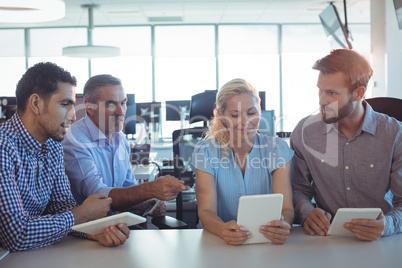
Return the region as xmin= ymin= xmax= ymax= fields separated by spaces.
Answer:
xmin=2 ymin=227 xmax=401 ymax=268
xmin=131 ymin=164 xmax=159 ymax=184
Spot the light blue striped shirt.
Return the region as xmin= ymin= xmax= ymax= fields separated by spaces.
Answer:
xmin=192 ymin=134 xmax=294 ymax=222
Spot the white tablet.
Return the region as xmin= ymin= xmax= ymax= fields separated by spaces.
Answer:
xmin=237 ymin=193 xmax=283 ymax=244
xmin=328 ymin=208 xmax=381 ymax=236
xmin=72 ymin=212 xmax=146 ymax=235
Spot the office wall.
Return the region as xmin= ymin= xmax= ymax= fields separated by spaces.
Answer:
xmin=386 ymin=0 xmax=402 ymax=98
xmin=371 ymin=0 xmax=402 ymax=99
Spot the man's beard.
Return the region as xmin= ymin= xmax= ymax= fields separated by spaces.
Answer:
xmin=321 ymin=96 xmax=354 ymax=124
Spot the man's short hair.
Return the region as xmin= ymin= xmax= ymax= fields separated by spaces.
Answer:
xmin=83 ymin=74 xmax=122 ymax=103
xmin=312 ymin=49 xmax=374 ymax=92
xmin=16 ymin=62 xmax=77 ymax=113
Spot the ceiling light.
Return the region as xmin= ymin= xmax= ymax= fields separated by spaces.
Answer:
xmin=147 ymin=16 xmax=183 ymax=22
xmin=62 ymin=4 xmax=120 ymax=58
xmin=62 ymin=46 xmax=120 ymax=58
xmin=0 ymin=0 xmax=65 ymax=23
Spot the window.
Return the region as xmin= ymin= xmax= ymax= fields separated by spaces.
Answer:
xmin=29 ymin=28 xmax=88 ymax=93
xmin=0 ymin=29 xmax=25 ymax=96
xmin=218 ymin=25 xmax=280 ymax=116
xmin=154 ymin=26 xmax=216 ymax=101
xmin=91 ymin=27 xmax=152 ymax=102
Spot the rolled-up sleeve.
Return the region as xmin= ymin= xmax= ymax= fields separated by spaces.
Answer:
xmin=290 ymin=124 xmax=316 ymax=225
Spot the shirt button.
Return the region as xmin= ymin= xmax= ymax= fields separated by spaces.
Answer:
xmin=321 ymin=159 xmax=325 ymax=163
xmin=370 ymin=164 xmax=374 ymax=168
xmin=346 ymin=142 xmax=349 ymax=145
xmin=347 ymin=187 xmax=351 ymax=191
xmin=345 ymin=166 xmax=349 ymax=170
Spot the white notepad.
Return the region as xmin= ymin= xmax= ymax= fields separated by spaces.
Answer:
xmin=237 ymin=193 xmax=283 ymax=244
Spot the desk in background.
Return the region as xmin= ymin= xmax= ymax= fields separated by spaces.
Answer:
xmin=131 ymin=164 xmax=159 ymax=184
xmin=2 ymin=227 xmax=401 ymax=268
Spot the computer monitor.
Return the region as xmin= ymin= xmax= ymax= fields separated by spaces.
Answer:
xmin=189 ymin=90 xmax=217 ymax=125
xmin=74 ymin=94 xmax=86 ymax=121
xmin=259 ymin=91 xmax=266 ymax=111
xmin=319 ymin=3 xmax=352 ymax=49
xmin=258 ymin=110 xmax=275 ymax=137
xmin=124 ymin=94 xmax=136 ymax=135
xmin=0 ymin=96 xmax=17 ymax=121
xmin=136 ymin=102 xmax=161 ymax=124
xmin=394 ymin=0 xmax=402 ymax=29
xmin=166 ymin=100 xmax=190 ymax=121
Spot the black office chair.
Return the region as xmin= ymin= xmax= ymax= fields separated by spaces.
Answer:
xmin=151 ymin=127 xmax=207 ymax=229
xmin=364 ymin=97 xmax=402 ymax=122
xmin=170 ymin=127 xmax=208 ymax=228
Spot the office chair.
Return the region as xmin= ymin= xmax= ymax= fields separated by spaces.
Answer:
xmin=364 ymin=97 xmax=402 ymax=122
xmin=155 ymin=127 xmax=208 ymax=229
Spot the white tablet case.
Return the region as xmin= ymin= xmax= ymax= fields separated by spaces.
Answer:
xmin=72 ymin=212 xmax=146 ymax=235
xmin=328 ymin=208 xmax=381 ymax=236
xmin=237 ymin=193 xmax=283 ymax=244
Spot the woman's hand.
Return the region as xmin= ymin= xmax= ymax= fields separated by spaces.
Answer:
xmin=259 ymin=216 xmax=291 ymax=245
xmin=220 ymin=220 xmax=250 ymax=246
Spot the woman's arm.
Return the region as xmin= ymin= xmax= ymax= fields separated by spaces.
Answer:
xmin=196 ymin=168 xmax=250 ymax=245
xmin=272 ymin=161 xmax=294 ymax=225
xmin=259 ymin=161 xmax=294 ymax=244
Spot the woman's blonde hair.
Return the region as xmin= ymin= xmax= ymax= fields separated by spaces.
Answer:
xmin=205 ymin=78 xmax=260 ymax=158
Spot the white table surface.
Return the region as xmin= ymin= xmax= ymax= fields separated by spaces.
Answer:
xmin=2 ymin=227 xmax=401 ymax=268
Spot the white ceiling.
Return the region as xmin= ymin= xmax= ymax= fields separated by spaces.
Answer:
xmin=0 ymin=0 xmax=370 ymax=28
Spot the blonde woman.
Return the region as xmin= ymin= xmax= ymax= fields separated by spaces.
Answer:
xmin=192 ymin=79 xmax=294 ymax=245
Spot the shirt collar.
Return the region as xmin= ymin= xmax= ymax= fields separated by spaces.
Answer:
xmin=84 ymin=116 xmax=109 ymax=142
xmin=84 ymin=116 xmax=122 ymax=144
xmin=359 ymin=101 xmax=377 ymax=136
xmin=11 ymin=113 xmax=49 ymax=155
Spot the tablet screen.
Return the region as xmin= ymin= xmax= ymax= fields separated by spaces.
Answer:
xmin=237 ymin=193 xmax=283 ymax=244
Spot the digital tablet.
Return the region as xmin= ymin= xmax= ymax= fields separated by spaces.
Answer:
xmin=237 ymin=193 xmax=283 ymax=244
xmin=0 ymin=247 xmax=9 ymax=261
xmin=72 ymin=212 xmax=146 ymax=235
xmin=328 ymin=208 xmax=381 ymax=236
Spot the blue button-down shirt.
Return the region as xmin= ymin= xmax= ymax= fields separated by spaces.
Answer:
xmin=192 ymin=134 xmax=294 ymax=222
xmin=0 ymin=113 xmax=77 ymax=252
xmin=62 ymin=116 xmax=136 ymax=205
xmin=291 ymin=102 xmax=402 ymax=236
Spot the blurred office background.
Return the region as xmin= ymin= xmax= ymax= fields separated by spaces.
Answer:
xmin=0 ymin=0 xmax=401 ymax=134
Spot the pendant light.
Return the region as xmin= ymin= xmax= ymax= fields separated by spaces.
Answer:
xmin=62 ymin=4 xmax=120 ymax=58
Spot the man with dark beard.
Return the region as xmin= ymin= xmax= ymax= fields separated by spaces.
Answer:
xmin=290 ymin=49 xmax=402 ymax=241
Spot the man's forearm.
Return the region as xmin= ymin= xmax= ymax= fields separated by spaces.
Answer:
xmin=293 ymin=193 xmax=315 ymax=224
xmin=383 ymin=208 xmax=402 ymax=236
xmin=108 ymin=183 xmax=154 ymax=211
